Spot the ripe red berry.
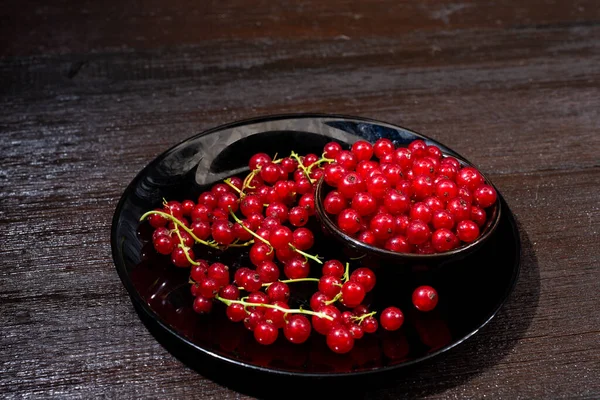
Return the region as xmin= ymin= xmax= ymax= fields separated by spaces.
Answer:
xmin=470 ymin=206 xmax=487 ymax=227
xmin=153 ymin=235 xmax=175 ymax=255
xmin=193 ymin=296 xmax=213 ymax=314
xmin=197 ymin=192 xmax=218 ymax=210
xmin=310 ymin=291 xmax=330 ymax=311
xmin=254 ymin=321 xmax=278 ymax=345
xmin=292 ymin=228 xmax=314 ymax=250
xmin=373 ymin=138 xmax=394 ymax=159
xmin=406 ymin=220 xmax=431 ymax=245
xmin=219 ymin=284 xmax=240 ymax=300
xmin=312 ymin=305 xmax=341 ymax=335
xmin=349 ymin=267 xmax=376 ymax=292
xmin=323 ymin=191 xmax=347 ymax=215
xmin=366 ymin=174 xmax=390 ymax=199
xmin=323 ymin=142 xmax=343 ymax=159
xmin=412 ymin=285 xmax=439 ymax=311
xmin=411 ymin=175 xmax=434 ymax=200
xmin=351 ymin=140 xmax=374 ymax=162
xmin=340 ymin=281 xmax=366 ymax=308
xmin=240 ymin=195 xmax=263 ymax=217
xmin=249 ymin=153 xmax=272 ymax=170
xmin=264 ymin=301 xmax=289 ymax=328
xmin=218 ymin=192 xmax=239 ymax=213
xmin=393 ymin=147 xmax=412 ymax=170
xmin=298 ymin=193 xmax=315 ymax=216
xmin=356 ymin=160 xmax=379 ymax=179
xmin=408 ymin=139 xmax=427 ymax=158
xmin=380 ymin=307 xmax=404 ymax=331
xmin=148 ymin=210 xmax=168 ymax=228
xmin=361 ymin=316 xmax=378 ymax=333
xmin=265 ymin=202 xmax=289 ymax=223
xmin=266 ymin=281 xmax=290 ymax=302
xmin=260 ymin=163 xmax=284 ymax=184
xmin=351 ymin=192 xmax=378 ymax=216
xmin=323 ymin=163 xmax=347 ymax=187
xmin=257 ymin=260 xmax=280 ymax=283
xmin=412 ymin=157 xmax=437 ymax=177
xmin=226 ymin=303 xmax=246 ymax=322
xmin=199 ymin=277 xmax=219 ymax=298
xmin=358 ymin=230 xmax=377 ymax=245
xmin=283 ymin=257 xmax=310 ymax=279
xmin=284 ymin=315 xmax=312 ymax=344
xmin=337 ymin=208 xmax=362 ymax=235
xmin=338 ymin=172 xmax=366 ymax=199
xmin=431 ymin=228 xmax=459 ymax=252
xmin=369 ymin=213 xmax=395 ymax=242
xmin=327 ymin=326 xmax=354 ymax=354
xmin=410 ymin=202 xmax=433 ymax=224
xmin=211 ymin=220 xmax=235 ymax=246
xmin=207 ymin=263 xmax=229 ymax=287
xmin=322 ymin=259 xmax=344 ymax=278
xmin=432 ymin=209 xmax=455 ymax=230
xmin=456 ymin=219 xmax=480 ymax=243
xmin=335 ymin=150 xmax=358 ymax=171
xmin=241 ymin=271 xmax=263 ymax=292
xmin=446 ymin=197 xmax=471 ymax=222
xmin=249 ymin=242 xmax=274 ymax=266
xmin=394 ymin=214 xmax=410 ymax=235
xmin=456 ymin=167 xmax=484 ymax=192
xmin=474 ymin=184 xmax=497 ymax=208
xmin=384 ymin=235 xmax=411 ymax=253
xmin=319 ymin=275 xmax=342 ymax=298
xmin=270 ymin=226 xmax=293 ymax=250
xmin=171 ymin=247 xmax=194 ymax=267
xmin=383 ymin=189 xmax=409 ymax=215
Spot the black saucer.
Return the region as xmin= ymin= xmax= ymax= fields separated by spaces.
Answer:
xmin=111 ymin=114 xmax=521 ymax=381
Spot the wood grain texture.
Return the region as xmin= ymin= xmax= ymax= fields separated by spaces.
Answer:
xmin=1 ymin=0 xmax=599 ymax=398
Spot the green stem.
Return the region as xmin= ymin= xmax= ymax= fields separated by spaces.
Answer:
xmin=229 ymin=209 xmax=273 ymax=250
xmin=215 ymin=295 xmax=334 ymax=320
xmin=305 ymin=156 xmax=335 ymax=175
xmin=228 ymin=239 xmax=255 ymax=247
xmin=289 ymin=151 xmax=314 ymax=183
xmin=325 ymin=292 xmax=342 ymax=306
xmin=289 ymin=244 xmax=323 ymax=265
xmin=223 ymin=178 xmax=243 ymax=196
xmin=342 ymin=262 xmax=350 ymax=282
xmin=172 ymin=228 xmax=199 ymax=266
xmin=263 ymin=277 xmax=320 ymax=287
xmin=352 ymin=311 xmax=378 ymax=325
xmin=140 ymin=210 xmax=219 ymax=249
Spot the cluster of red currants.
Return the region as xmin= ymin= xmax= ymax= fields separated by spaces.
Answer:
xmin=141 ymin=139 xmax=444 ymax=354
xmin=321 ymin=138 xmax=497 ymax=253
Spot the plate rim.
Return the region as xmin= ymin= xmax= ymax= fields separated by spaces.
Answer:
xmin=110 ymin=112 xmax=522 ymax=378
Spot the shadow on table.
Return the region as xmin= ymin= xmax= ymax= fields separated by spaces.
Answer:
xmin=135 ymin=220 xmax=539 ymax=400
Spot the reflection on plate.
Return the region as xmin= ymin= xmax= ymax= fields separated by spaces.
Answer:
xmin=111 ymin=114 xmax=520 ymax=378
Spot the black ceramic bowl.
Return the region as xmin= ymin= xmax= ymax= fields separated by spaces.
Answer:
xmin=315 ymin=153 xmax=502 ymax=266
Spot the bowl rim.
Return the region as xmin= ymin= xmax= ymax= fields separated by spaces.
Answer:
xmin=315 ymin=152 xmax=502 ymax=262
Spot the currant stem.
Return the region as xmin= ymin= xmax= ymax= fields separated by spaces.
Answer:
xmin=140 ymin=210 xmax=220 ymax=249
xmin=305 ymin=156 xmax=335 ymax=175
xmin=215 ymin=294 xmax=334 ymax=321
xmin=263 ymin=277 xmax=320 ymax=287
xmin=228 ymin=239 xmax=255 ymax=247
xmin=223 ymin=178 xmax=243 ymax=196
xmin=229 ymin=208 xmax=273 ymax=250
xmin=289 ymin=151 xmax=315 ymax=184
xmin=352 ymin=311 xmax=378 ymax=325
xmin=289 ymin=244 xmax=323 ymax=265
xmin=325 ymin=292 xmax=342 ymax=306
xmin=342 ymin=262 xmax=350 ymax=282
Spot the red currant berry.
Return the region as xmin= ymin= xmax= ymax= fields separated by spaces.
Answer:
xmin=302 ymin=153 xmax=319 ymax=168
xmin=458 ymin=186 xmax=473 ymax=204
xmin=263 ymin=301 xmax=289 ymax=328
xmin=257 ymin=260 xmax=280 ymax=283
xmin=341 ymin=281 xmax=366 ymax=308
xmin=366 ymin=174 xmax=390 ymax=199
xmin=254 ymin=322 xmax=278 ymax=345
xmin=219 ymin=284 xmax=240 ymax=300
xmin=241 ymin=271 xmax=263 ymax=293
xmin=153 ymin=235 xmax=175 ymax=255
xmin=356 ymin=160 xmax=379 ymax=179
xmin=351 ymin=192 xmax=378 ymax=216
xmin=197 ymin=192 xmax=218 ymax=210
xmin=424 ymin=196 xmax=445 ymax=212
xmin=275 ymin=245 xmax=295 ymax=263
xmin=312 ymin=305 xmax=341 ymax=335
xmin=322 ymin=259 xmax=344 ymax=278
xmin=393 ymin=147 xmax=412 ymax=170
xmin=284 ymin=315 xmax=312 ymax=344
xmin=323 ymin=142 xmax=343 ymax=159
xmin=432 ymin=209 xmax=455 ymax=230
xmin=382 ymin=189 xmax=409 ymax=215
xmin=394 ymin=214 xmax=410 ymax=235
xmin=193 ymin=296 xmax=213 ymax=314
xmin=319 ymin=275 xmax=342 ymax=298
xmin=456 ymin=167 xmax=484 ymax=192
xmin=164 ymin=201 xmax=184 ymax=218
xmin=349 ymin=267 xmax=376 ymax=292
xmin=148 ymin=210 xmax=168 ymax=228
xmin=323 ymin=163 xmax=347 ymax=187
xmin=406 ymin=220 xmax=431 ymax=245
xmin=470 ymin=206 xmax=487 ymax=227
xmin=338 ymin=173 xmax=366 ymax=199
xmin=270 ymin=226 xmax=293 ymax=250
xmin=226 ymin=303 xmax=247 ymax=322
xmin=191 ymin=220 xmax=211 ymax=240
xmin=441 ymin=156 xmax=461 ymax=169
xmin=335 ymin=150 xmax=358 ymax=171
xmin=249 ymin=153 xmax=271 ymax=170
xmin=412 ymin=285 xmax=438 ymax=311
xmin=408 ymin=139 xmax=427 ymax=158
xmin=281 ymin=157 xmax=298 ymax=173
xmin=474 ymin=184 xmax=497 ymax=208
xmin=296 ymin=178 xmax=313 ymax=194
xmin=199 ymin=277 xmax=219 ymax=298
xmin=211 ymin=220 xmax=235 ymax=246
xmin=266 ymin=281 xmax=290 ymax=302
xmin=349 ymin=324 xmax=364 ymax=339
xmin=181 ymin=200 xmax=195 ymax=216
xmin=190 ymin=260 xmax=209 ymax=281
xmin=431 ymin=228 xmax=458 ymax=252
xmin=283 ymin=257 xmax=310 ymax=279
xmin=396 ymin=179 xmax=413 ymax=197
xmin=373 ymin=138 xmax=394 ymax=159
xmin=369 ymin=213 xmax=395 ymax=241
xmin=327 ymin=326 xmax=354 ymax=354
xmin=292 ymin=228 xmax=314 ymax=250
xmin=435 ymin=179 xmax=458 ymax=202
xmin=211 ymin=184 xmax=232 ymax=199
xmin=298 ymin=193 xmax=315 ymax=216
xmin=207 ymin=263 xmax=229 ymax=287
xmin=260 ymin=163 xmax=283 ymax=184
xmin=244 ymin=311 xmax=264 ymax=331
xmin=337 ymin=208 xmax=362 ymax=235
xmin=361 ymin=316 xmax=378 ymax=333
xmin=384 ymin=235 xmax=411 ymax=253
xmin=249 ymin=242 xmax=274 ymax=267
xmin=323 ymin=191 xmax=347 ymax=215
xmin=412 ymin=157 xmax=437 ymax=177
xmin=358 ymin=230 xmax=377 ymax=245
xmin=426 ymin=145 xmax=443 ymax=159
xmin=310 ymin=291 xmax=330 ymax=311
xmin=380 ymin=307 xmax=404 ymax=331
xmin=210 ymin=208 xmax=229 ymax=221
xmin=351 ymin=140 xmax=374 ymax=162
xmin=456 ymin=219 xmax=480 ymax=243
xmin=171 ymin=247 xmax=193 ymax=267
xmin=446 ymin=197 xmax=471 ymax=222
xmin=240 ymin=195 xmax=263 ymax=217
xmin=218 ymin=192 xmax=239 ymax=213
xmin=411 ymin=175 xmax=434 ymax=200
xmin=234 ymin=267 xmax=252 ymax=285
xmin=265 ymin=202 xmax=289 ymax=223
xmin=410 ymin=202 xmax=433 ymax=223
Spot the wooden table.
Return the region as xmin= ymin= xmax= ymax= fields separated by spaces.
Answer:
xmin=2 ymin=1 xmax=599 ymax=398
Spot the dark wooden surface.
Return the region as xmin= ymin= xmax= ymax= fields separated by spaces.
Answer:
xmin=1 ymin=1 xmax=599 ymax=398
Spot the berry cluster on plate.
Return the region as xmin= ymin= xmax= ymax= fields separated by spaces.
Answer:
xmin=139 ymin=138 xmax=495 ymax=354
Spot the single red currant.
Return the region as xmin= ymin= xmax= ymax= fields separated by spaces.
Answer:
xmin=337 ymin=208 xmax=362 ymax=235
xmin=323 ymin=191 xmax=347 ymax=215
xmin=474 ymin=184 xmax=497 ymax=208
xmin=319 ymin=275 xmax=342 ymax=298
xmin=340 ymin=281 xmax=366 ymax=308
xmin=351 ymin=192 xmax=378 ymax=216
xmin=412 ymin=285 xmax=439 ymax=311
xmin=249 ymin=242 xmax=274 ymax=267
xmin=193 ymin=296 xmax=213 ymax=314
xmin=312 ymin=305 xmax=341 ymax=335
xmin=406 ymin=220 xmax=431 ymax=245
xmin=226 ymin=303 xmax=247 ymax=322
xmin=327 ymin=326 xmax=354 ymax=354
xmin=432 ymin=209 xmax=455 ymax=230
xmin=456 ymin=219 xmax=480 ymax=243
xmin=369 ymin=213 xmax=395 ymax=241
xmin=323 ymin=142 xmax=343 ymax=159
xmin=207 ymin=263 xmax=229 ymax=287
xmin=384 ymin=235 xmax=411 ymax=253
xmin=284 ymin=315 xmax=312 ymax=344
xmin=292 ymin=228 xmax=314 ymax=250
xmin=257 ymin=260 xmax=280 ymax=283
xmin=266 ymin=281 xmax=290 ymax=302
xmin=254 ymin=321 xmax=278 ymax=345
xmin=431 ymin=228 xmax=458 ymax=252
xmin=211 ymin=220 xmax=235 ymax=246
xmin=219 ymin=284 xmax=240 ymax=300
xmin=351 ymin=140 xmax=374 ymax=162
xmin=373 ymin=138 xmax=394 ymax=159
xmin=283 ymin=257 xmax=310 ymax=279
xmin=349 ymin=267 xmax=376 ymax=292
xmin=335 ymin=150 xmax=358 ymax=171
xmin=322 ymin=259 xmax=345 ymax=278
xmin=380 ymin=307 xmax=404 ymax=331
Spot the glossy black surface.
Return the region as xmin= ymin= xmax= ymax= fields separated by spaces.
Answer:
xmin=111 ymin=114 xmax=521 ymax=378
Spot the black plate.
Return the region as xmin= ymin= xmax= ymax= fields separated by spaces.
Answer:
xmin=111 ymin=114 xmax=521 ymax=381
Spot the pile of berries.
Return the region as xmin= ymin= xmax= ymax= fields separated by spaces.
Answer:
xmin=141 ymin=139 xmax=453 ymax=354
xmin=321 ymin=139 xmax=497 ymax=253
